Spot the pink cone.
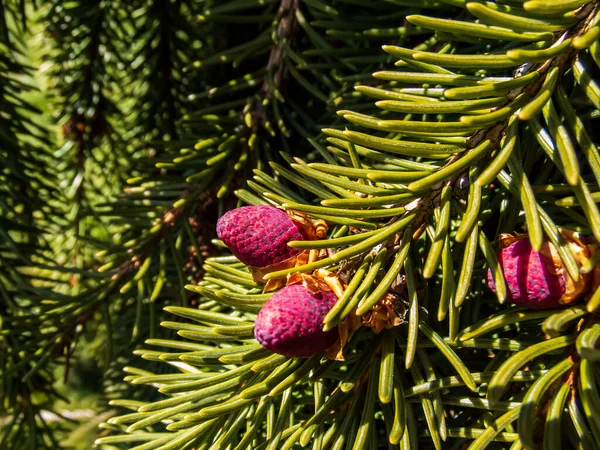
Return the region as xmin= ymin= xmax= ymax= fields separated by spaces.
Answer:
xmin=487 ymin=239 xmax=566 ymax=309
xmin=216 ymin=205 xmax=304 ymax=267
xmin=254 ymin=284 xmax=338 ymax=358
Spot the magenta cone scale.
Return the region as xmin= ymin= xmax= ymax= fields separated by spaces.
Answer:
xmin=487 ymin=239 xmax=566 ymax=309
xmin=216 ymin=205 xmax=305 ymax=267
xmin=254 ymin=284 xmax=338 ymax=358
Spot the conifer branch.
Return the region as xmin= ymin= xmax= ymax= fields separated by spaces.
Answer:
xmin=5 ymin=1 xmax=600 ymax=448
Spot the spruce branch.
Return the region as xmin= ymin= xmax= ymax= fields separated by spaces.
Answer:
xmin=0 ymin=5 xmax=74 ymax=446
xmin=4 ymin=1 xmax=600 ymax=449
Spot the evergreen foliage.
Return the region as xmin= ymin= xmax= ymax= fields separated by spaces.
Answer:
xmin=2 ymin=0 xmax=600 ymax=449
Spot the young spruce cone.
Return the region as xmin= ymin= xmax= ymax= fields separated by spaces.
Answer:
xmin=487 ymin=236 xmax=593 ymax=309
xmin=254 ymin=284 xmax=338 ymax=358
xmin=216 ymin=205 xmax=305 ymax=267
